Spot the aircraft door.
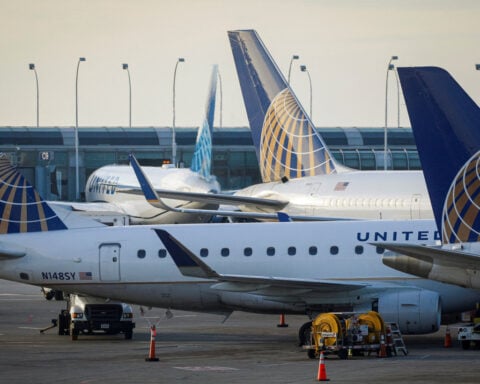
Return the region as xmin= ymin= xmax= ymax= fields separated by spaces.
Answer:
xmin=410 ymin=194 xmax=422 ymax=219
xmin=99 ymin=243 xmax=121 ymax=281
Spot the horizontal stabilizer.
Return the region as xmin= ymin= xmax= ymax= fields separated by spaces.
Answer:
xmin=0 ymin=242 xmax=26 ymax=259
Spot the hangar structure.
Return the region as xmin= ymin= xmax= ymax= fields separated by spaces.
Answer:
xmin=0 ymin=126 xmax=420 ymax=201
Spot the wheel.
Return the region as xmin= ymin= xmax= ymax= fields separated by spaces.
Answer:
xmin=54 ymin=291 xmax=64 ymax=301
xmin=462 ymin=340 xmax=470 ymax=350
xmin=338 ymin=349 xmax=348 ymax=360
xmin=307 ymin=349 xmax=317 ymax=359
xmin=124 ymin=330 xmax=133 ymax=340
xmin=70 ymin=324 xmax=79 ymax=341
xmin=58 ymin=310 xmax=70 ymax=336
xmin=298 ymin=321 xmax=312 ymax=346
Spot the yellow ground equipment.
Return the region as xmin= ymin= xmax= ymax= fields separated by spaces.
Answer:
xmin=304 ymin=311 xmax=391 ymax=359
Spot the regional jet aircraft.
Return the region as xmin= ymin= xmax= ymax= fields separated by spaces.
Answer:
xmin=1 ymin=152 xmax=480 ymax=342
xmin=376 ymin=67 xmax=480 ymax=290
xmin=228 ymin=29 xmax=432 ymax=220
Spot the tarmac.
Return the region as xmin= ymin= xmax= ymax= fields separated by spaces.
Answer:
xmin=1 ymin=279 xmax=480 ymax=384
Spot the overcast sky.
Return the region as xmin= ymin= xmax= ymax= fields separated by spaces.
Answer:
xmin=1 ymin=0 xmax=479 ymax=129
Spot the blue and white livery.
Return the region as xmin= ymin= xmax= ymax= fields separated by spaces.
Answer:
xmin=380 ymin=66 xmax=480 ymax=289
xmin=229 ymin=29 xmax=433 ymax=220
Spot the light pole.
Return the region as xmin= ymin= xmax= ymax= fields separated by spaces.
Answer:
xmin=29 ymin=63 xmax=39 ymax=128
xmin=217 ymin=69 xmax=223 ymax=129
xmin=172 ymin=57 xmax=185 ymax=166
xmin=75 ymin=57 xmax=86 ymax=201
xmin=384 ymin=55 xmax=398 ymax=170
xmin=300 ymin=65 xmax=312 ymax=119
xmin=123 ymin=64 xmax=132 ymax=129
xmin=287 ymin=55 xmax=299 ymax=84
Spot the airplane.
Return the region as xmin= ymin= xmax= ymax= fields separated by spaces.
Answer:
xmin=228 ymin=29 xmax=433 ymax=220
xmin=1 ymin=151 xmax=480 ymax=344
xmin=375 ymin=66 xmax=480 ymax=290
xmin=59 ymin=65 xmax=285 ymax=225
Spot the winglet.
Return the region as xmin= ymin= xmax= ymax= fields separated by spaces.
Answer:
xmin=0 ymin=154 xmax=67 ymax=234
xmin=228 ymin=29 xmax=338 ymax=182
xmin=398 ymin=67 xmax=480 ymax=243
xmin=128 ymin=153 xmax=172 ymax=211
xmin=154 ymin=229 xmax=219 ymax=279
xmin=277 ymin=212 xmax=292 ymax=222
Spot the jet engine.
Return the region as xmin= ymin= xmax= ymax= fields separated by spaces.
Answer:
xmin=357 ymin=289 xmax=441 ymax=334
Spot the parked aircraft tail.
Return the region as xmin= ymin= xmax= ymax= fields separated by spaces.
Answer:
xmin=190 ymin=65 xmax=218 ymax=180
xmin=228 ymin=29 xmax=338 ymax=182
xmin=398 ymin=66 xmax=480 ymax=244
xmin=0 ymin=154 xmax=67 ymax=234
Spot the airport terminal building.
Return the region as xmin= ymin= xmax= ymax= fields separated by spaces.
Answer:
xmin=0 ymin=126 xmax=420 ymax=201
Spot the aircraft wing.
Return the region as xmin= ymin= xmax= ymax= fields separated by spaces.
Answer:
xmin=51 ymin=201 xmax=123 ymax=214
xmin=380 ymin=243 xmax=480 ymax=271
xmin=121 ymin=187 xmax=289 ymax=211
xmin=155 ymin=228 xmax=367 ymax=295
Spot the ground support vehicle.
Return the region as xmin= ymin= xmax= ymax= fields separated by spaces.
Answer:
xmin=458 ymin=322 xmax=480 ymax=349
xmin=57 ymin=294 xmax=135 ymax=340
xmin=303 ymin=311 xmax=393 ymax=359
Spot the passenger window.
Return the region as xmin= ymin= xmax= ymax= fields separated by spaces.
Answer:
xmin=137 ymin=249 xmax=146 ymax=259
xmin=288 ymin=246 xmax=296 ymax=256
xmin=221 ymin=248 xmax=230 ymax=257
xmin=267 ymin=247 xmax=275 ymax=256
xmin=376 ymin=246 xmax=385 ymax=254
xmin=355 ymin=245 xmax=364 ymax=255
xmin=200 ymin=248 xmax=209 ymax=258
xmin=309 ymin=246 xmax=318 ymax=255
xmin=244 ymin=247 xmax=252 ymax=257
xmin=158 ymin=249 xmax=167 ymax=258
xmin=330 ymin=246 xmax=339 ymax=255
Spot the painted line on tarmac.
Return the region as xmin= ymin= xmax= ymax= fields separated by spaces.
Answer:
xmin=173 ymin=366 xmax=240 ymax=372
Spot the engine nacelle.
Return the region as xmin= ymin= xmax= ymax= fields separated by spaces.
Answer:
xmin=361 ymin=289 xmax=441 ymax=334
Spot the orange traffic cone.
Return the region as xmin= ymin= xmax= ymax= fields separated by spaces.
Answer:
xmin=316 ymin=351 xmax=329 ymax=381
xmin=145 ymin=325 xmax=159 ymax=362
xmin=444 ymin=326 xmax=452 ymax=348
xmin=378 ymin=334 xmax=387 ymax=358
xmin=277 ymin=313 xmax=288 ymax=328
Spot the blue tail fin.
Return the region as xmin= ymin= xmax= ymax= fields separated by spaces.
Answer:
xmin=398 ymin=67 xmax=480 ymax=244
xmin=228 ymin=29 xmax=337 ymax=182
xmin=0 ymin=154 xmax=67 ymax=234
xmin=190 ymin=65 xmax=218 ymax=180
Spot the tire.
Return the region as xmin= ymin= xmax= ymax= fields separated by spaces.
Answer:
xmin=124 ymin=330 xmax=133 ymax=340
xmin=462 ymin=340 xmax=470 ymax=350
xmin=307 ymin=349 xmax=317 ymax=359
xmin=70 ymin=324 xmax=79 ymax=341
xmin=298 ymin=321 xmax=312 ymax=346
xmin=58 ymin=311 xmax=69 ymax=336
xmin=338 ymin=349 xmax=348 ymax=360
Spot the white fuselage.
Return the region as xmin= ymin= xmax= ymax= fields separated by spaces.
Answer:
xmin=235 ymin=170 xmax=432 ymax=219
xmin=1 ymin=219 xmax=478 ymax=334
xmin=85 ymin=165 xmax=221 ymax=224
